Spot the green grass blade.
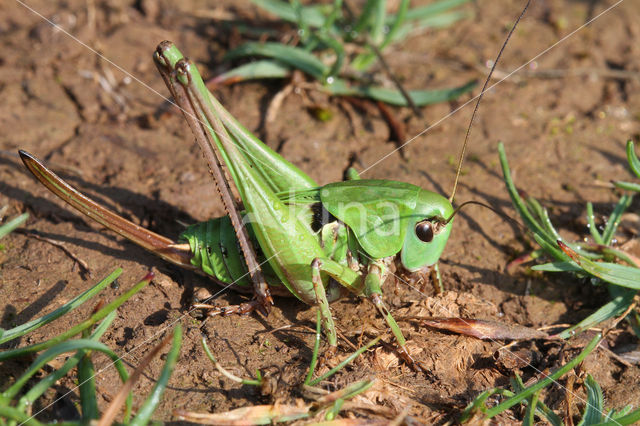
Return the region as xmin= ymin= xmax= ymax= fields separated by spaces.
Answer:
xmin=586 ymin=202 xmax=605 ymax=244
xmin=533 ymin=234 xmax=571 ymax=263
xmin=251 ymin=0 xmax=328 ymax=27
xmin=0 ymin=406 xmax=45 ymax=426
xmin=321 ymin=0 xmax=343 ymax=34
xmin=201 ymin=336 xmax=262 ymax=386
xmin=483 ymin=334 xmax=601 ymax=418
xmin=522 ymin=390 xmax=540 ymax=426
xmin=353 ymin=0 xmax=378 ymax=36
xmin=499 ymin=144 xmax=558 ymax=247
xmin=2 ymin=339 xmax=130 ymax=402
xmin=351 ymin=51 xmax=376 ymax=72
xmin=383 ymin=0 xmax=409 ymax=48
xmin=556 ymin=287 xmax=636 ymax=339
xmin=0 ymin=269 xmax=121 ymax=345
xmin=290 ymin=0 xmax=312 ymax=45
xmin=0 ymin=212 xmax=28 ymax=240
xmin=606 ymin=405 xmax=633 ymax=421
xmin=390 ymin=10 xmax=471 ymax=45
xmin=532 ymin=262 xmax=582 ymax=272
xmin=536 ymin=400 xmax=564 ymax=426
xmin=78 ymin=352 xmax=98 ymax=422
xmin=625 ymin=140 xmax=640 ymax=179
xmin=351 ymin=0 xmax=411 ymax=71
xmin=225 ymin=42 xmax=328 ymax=80
xmin=460 ymin=388 xmax=515 ymax=422
xmin=613 ymin=181 xmax=640 ymax=192
xmin=212 ymin=60 xmax=291 ymax=85
xmin=573 ymin=258 xmax=640 ymax=289
xmin=526 ymin=196 xmax=562 ymax=242
xmin=308 ymin=336 xmax=381 ymax=386
xmin=403 ymin=0 xmax=470 ymax=21
xmin=601 ymin=194 xmax=632 ymax=245
xmin=321 ymin=34 xmax=345 ymax=77
xmin=407 ymin=10 xmax=470 ymax=30
xmin=304 ymin=310 xmax=323 ymax=385
xmin=511 ymin=374 xmax=563 ymax=426
xmin=328 ymin=379 xmax=374 ymax=402
xmin=16 ymin=311 xmax=117 ymax=411
xmin=130 ymin=325 xmax=182 ymax=426
xmin=499 ymin=143 xmax=572 ymax=262
xmin=0 ymin=271 xmax=151 ymax=360
xmin=594 ymin=406 xmax=640 ymax=425
xmin=369 ymin=0 xmax=386 ymax=45
xmin=578 ymin=374 xmax=604 ymax=425
xmin=326 ymin=78 xmax=476 ymax=106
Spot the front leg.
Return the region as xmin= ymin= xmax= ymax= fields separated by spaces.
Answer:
xmin=310 ymin=257 xmax=422 ymax=371
xmin=310 ymin=259 xmax=339 ymax=357
xmin=364 ymin=260 xmax=422 ymax=371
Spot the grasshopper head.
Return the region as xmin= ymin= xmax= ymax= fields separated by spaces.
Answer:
xmin=400 ymin=189 xmax=454 ymax=272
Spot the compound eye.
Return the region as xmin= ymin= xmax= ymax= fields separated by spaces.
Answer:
xmin=415 ymin=220 xmax=434 ymax=243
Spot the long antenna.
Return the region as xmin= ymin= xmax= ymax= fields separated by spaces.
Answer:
xmin=449 ymin=0 xmax=532 ymax=203
xmin=442 ymin=200 xmax=528 ymax=234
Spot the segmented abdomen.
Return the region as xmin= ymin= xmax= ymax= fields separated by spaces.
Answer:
xmin=180 ymin=216 xmax=281 ymax=291
xmin=180 ymin=216 xmax=252 ymax=288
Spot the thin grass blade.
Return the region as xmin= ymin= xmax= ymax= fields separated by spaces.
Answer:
xmin=522 ymin=390 xmax=540 ymax=426
xmin=586 ymin=202 xmax=605 ymax=244
xmin=459 ymin=388 xmax=515 ymax=422
xmin=510 ymin=373 xmax=563 ymax=426
xmin=625 ymin=140 xmax=640 ymax=179
xmin=16 ymin=311 xmax=117 ymax=412
xmin=596 ymin=406 xmax=640 ymax=425
xmin=561 ymin=247 xmax=640 ymax=289
xmin=1 ymin=339 xmax=130 ymax=403
xmin=555 ymin=287 xmax=636 ymax=339
xmin=130 ymin=325 xmax=182 ymax=426
xmin=499 ymin=143 xmax=571 ymax=261
xmin=78 ymin=348 xmax=99 ymax=422
xmin=601 ymin=194 xmax=632 ymax=244
xmin=314 ymin=379 xmax=375 ymax=405
xmin=0 ymin=268 xmax=121 ymax=345
xmin=201 ymin=336 xmax=262 ymax=386
xmin=483 ymin=334 xmax=601 ymax=418
xmin=0 ymin=212 xmax=28 ymax=239
xmin=326 ymin=78 xmax=476 ymax=106
xmin=308 ymin=336 xmax=381 ymax=386
xmin=0 ymin=270 xmax=151 ymax=360
xmin=0 ymin=406 xmax=46 ymax=425
xmin=211 ymin=60 xmax=291 ymax=86
xmin=225 ymin=42 xmax=328 ymax=80
xmin=532 ymin=261 xmax=582 ymax=272
xmin=98 ymin=327 xmax=177 ymax=426
xmin=251 ymin=0 xmax=328 ymax=28
xmin=403 ymin=0 xmax=471 ymax=21
xmin=577 ymin=374 xmax=604 ymax=425
xmin=614 ymin=181 xmax=640 ymax=192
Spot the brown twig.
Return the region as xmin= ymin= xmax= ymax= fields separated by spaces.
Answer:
xmin=18 ymin=229 xmax=92 ymax=278
xmin=97 ymin=331 xmax=174 ymax=426
xmin=266 ymin=82 xmax=295 ymax=124
xmin=565 ymin=372 xmax=576 ymax=426
xmin=603 ymin=300 xmax=637 ymax=338
xmin=369 ymin=43 xmax=423 ymax=118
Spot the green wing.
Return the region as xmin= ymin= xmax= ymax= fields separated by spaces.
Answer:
xmin=319 ymin=180 xmax=420 ymax=259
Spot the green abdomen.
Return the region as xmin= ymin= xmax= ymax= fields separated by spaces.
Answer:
xmin=180 ymin=216 xmax=280 ymax=290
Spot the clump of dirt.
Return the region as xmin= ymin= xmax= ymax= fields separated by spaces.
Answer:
xmin=2 ymin=0 xmax=640 ymax=423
